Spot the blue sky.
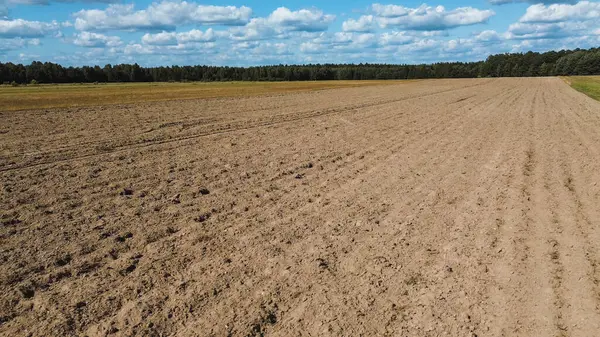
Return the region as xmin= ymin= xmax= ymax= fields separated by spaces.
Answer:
xmin=0 ymin=0 xmax=599 ymax=66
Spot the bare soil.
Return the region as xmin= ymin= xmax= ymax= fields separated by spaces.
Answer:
xmin=2 ymin=78 xmax=600 ymax=336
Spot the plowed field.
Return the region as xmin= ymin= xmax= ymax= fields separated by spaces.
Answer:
xmin=2 ymin=78 xmax=600 ymax=336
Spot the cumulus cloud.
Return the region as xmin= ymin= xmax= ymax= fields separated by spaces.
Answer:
xmin=226 ymin=7 xmax=335 ymax=41
xmin=230 ymin=41 xmax=292 ymax=57
xmin=266 ymin=7 xmax=335 ymax=32
xmin=73 ymin=2 xmax=252 ymax=31
xmin=371 ymin=4 xmax=410 ymax=17
xmin=0 ymin=37 xmax=39 ymax=52
xmin=142 ymin=28 xmax=215 ymax=45
xmin=507 ymin=20 xmax=598 ymax=39
xmin=300 ymin=32 xmax=377 ymax=54
xmin=399 ymin=36 xmax=497 ymax=60
xmin=120 ymin=39 xmax=220 ymax=58
xmin=380 ymin=31 xmax=415 ymax=45
xmin=474 ymin=30 xmax=504 ymax=42
xmin=1 ymin=0 xmax=116 ymax=20
xmin=18 ymin=52 xmax=40 ymax=61
xmin=141 ymin=31 xmax=177 ymax=45
xmin=509 ymin=33 xmax=600 ymax=53
xmin=445 ymin=38 xmax=472 ymax=52
xmin=73 ymin=31 xmax=122 ymax=47
xmin=299 ymin=41 xmax=323 ymax=54
xmin=0 ymin=18 xmax=59 ymax=38
xmin=489 ymin=0 xmax=576 ymax=5
xmin=520 ymin=1 xmax=600 ymax=23
xmin=227 ymin=18 xmax=279 ymax=41
xmin=498 ymin=1 xmax=600 ymax=42
xmin=508 ymin=22 xmax=563 ymax=39
xmin=399 ymin=38 xmax=441 ymax=52
xmin=378 ymin=30 xmax=448 ymax=46
xmin=371 ymin=4 xmax=495 ymax=30
xmin=123 ymin=43 xmax=153 ymax=55
xmin=311 ymin=32 xmax=376 ymax=47
xmin=342 ymin=15 xmax=374 ymax=32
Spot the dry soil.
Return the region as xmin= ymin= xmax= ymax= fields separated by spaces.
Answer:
xmin=2 ymin=78 xmax=600 ymax=336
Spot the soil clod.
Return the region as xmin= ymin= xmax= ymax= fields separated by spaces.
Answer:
xmin=194 ymin=213 xmax=211 ymax=223
xmin=19 ymin=285 xmax=35 ymax=299
xmin=120 ymin=188 xmax=134 ymax=196
xmin=55 ymin=254 xmax=72 ymax=267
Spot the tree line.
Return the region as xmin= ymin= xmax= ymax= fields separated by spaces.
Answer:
xmin=1 ymin=47 xmax=599 ymax=84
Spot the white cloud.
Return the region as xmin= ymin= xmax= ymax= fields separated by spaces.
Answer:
xmin=475 ymin=30 xmax=504 ymax=42
xmin=371 ymin=4 xmax=410 ymax=17
xmin=120 ymin=40 xmax=220 ymax=58
xmin=18 ymin=52 xmax=39 ymax=60
xmin=371 ymin=4 xmax=495 ymax=30
xmin=0 ymin=37 xmax=39 ymax=52
xmin=177 ymin=28 xmax=216 ymax=43
xmin=141 ymin=31 xmax=177 ymax=45
xmin=400 ymin=36 xmax=497 ymax=61
xmin=500 ymin=2 xmax=600 ymax=42
xmin=342 ymin=15 xmax=374 ymax=32
xmin=231 ymin=41 xmax=293 ymax=56
xmin=73 ymin=31 xmax=122 ymax=47
xmin=300 ymin=32 xmax=377 ymax=54
xmin=520 ymin=1 xmax=600 ymax=23
xmin=507 ymin=20 xmax=598 ymax=39
xmin=73 ymin=2 xmax=252 ymax=31
xmin=508 ymin=22 xmax=562 ymax=39
xmin=226 ymin=7 xmax=335 ymax=42
xmin=310 ymin=32 xmax=376 ymax=46
xmin=227 ymin=18 xmax=279 ymax=41
xmin=0 ymin=19 xmax=59 ymax=38
xmin=399 ymin=38 xmax=441 ymax=52
xmin=445 ymin=39 xmax=469 ymax=51
xmin=380 ymin=31 xmax=415 ymax=45
xmin=255 ymin=42 xmax=292 ymax=56
xmin=267 ymin=7 xmax=335 ymax=32
xmin=300 ymin=41 xmax=323 ymax=54
xmin=123 ymin=43 xmax=154 ymax=55
xmin=142 ymin=28 xmax=216 ymax=45
xmin=509 ymin=34 xmax=600 ymax=53
xmin=378 ymin=30 xmax=447 ymax=47
xmin=489 ymin=0 xmax=576 ymax=5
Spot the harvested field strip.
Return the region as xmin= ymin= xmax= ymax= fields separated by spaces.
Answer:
xmin=0 ymin=80 xmax=408 ymax=111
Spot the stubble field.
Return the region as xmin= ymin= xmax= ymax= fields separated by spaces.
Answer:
xmin=2 ymin=77 xmax=600 ymax=336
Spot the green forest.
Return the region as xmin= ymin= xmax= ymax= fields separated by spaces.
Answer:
xmin=1 ymin=47 xmax=599 ymax=84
